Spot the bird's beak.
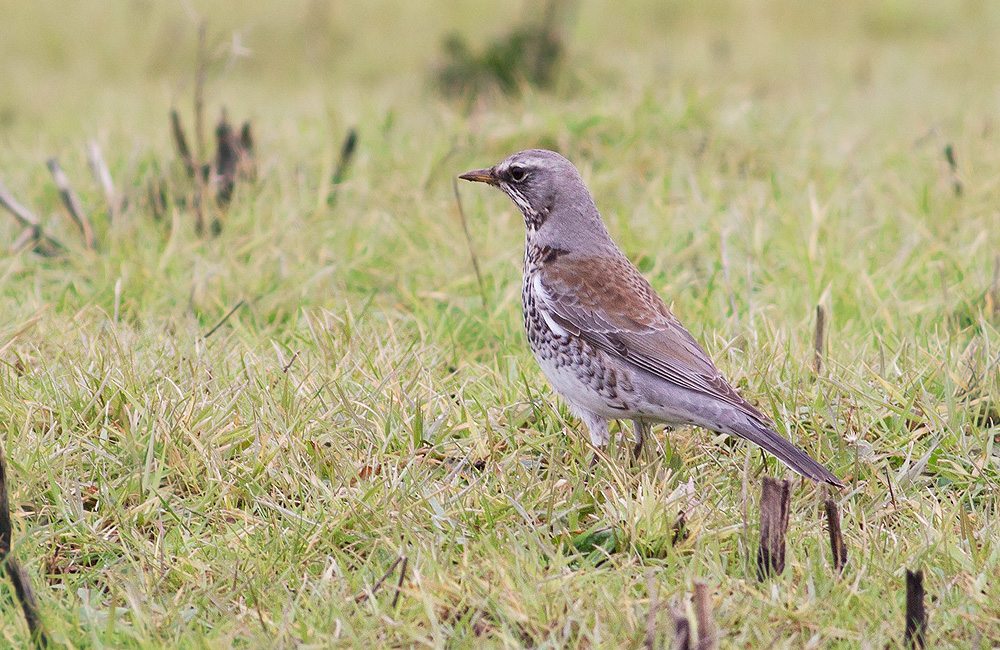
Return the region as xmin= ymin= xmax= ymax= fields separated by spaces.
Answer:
xmin=458 ymin=168 xmax=498 ymax=186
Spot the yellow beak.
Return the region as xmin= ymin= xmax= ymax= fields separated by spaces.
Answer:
xmin=458 ymin=168 xmax=498 ymax=185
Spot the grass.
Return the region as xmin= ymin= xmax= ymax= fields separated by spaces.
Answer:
xmin=1 ymin=0 xmax=999 ymax=647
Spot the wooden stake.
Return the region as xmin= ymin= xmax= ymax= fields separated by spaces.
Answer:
xmin=671 ymin=610 xmax=691 ymax=650
xmin=693 ymin=581 xmax=716 ymax=650
xmin=643 ymin=571 xmax=659 ymax=650
xmin=1 ymin=442 xmax=49 ymax=648
xmin=756 ymin=477 xmax=791 ymax=580
xmin=46 ymin=157 xmax=96 ymax=249
xmin=824 ymin=498 xmax=847 ymax=573
xmin=904 ymin=569 xmax=927 ymax=649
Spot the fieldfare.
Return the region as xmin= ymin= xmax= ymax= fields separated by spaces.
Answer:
xmin=460 ymin=149 xmax=843 ymax=486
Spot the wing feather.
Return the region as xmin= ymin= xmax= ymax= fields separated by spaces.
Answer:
xmin=537 ymin=254 xmax=768 ymax=422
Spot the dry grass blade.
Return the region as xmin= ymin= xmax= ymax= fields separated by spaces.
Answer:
xmin=86 ymin=140 xmax=118 ymax=222
xmin=0 ymin=177 xmax=65 ymax=255
xmin=813 ymin=304 xmax=826 ymax=375
xmin=988 ymin=255 xmax=1000 ymax=316
xmin=192 ymin=20 xmax=209 ymax=234
xmin=452 ymin=177 xmax=487 ymax=309
xmin=0 ymin=178 xmax=42 ymax=229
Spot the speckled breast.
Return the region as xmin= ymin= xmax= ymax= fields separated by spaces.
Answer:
xmin=521 ymin=246 xmax=635 ymax=415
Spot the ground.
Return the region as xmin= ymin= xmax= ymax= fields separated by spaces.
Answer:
xmin=1 ymin=1 xmax=998 ymax=648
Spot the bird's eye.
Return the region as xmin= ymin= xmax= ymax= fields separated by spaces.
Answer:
xmin=509 ymin=165 xmax=527 ymax=182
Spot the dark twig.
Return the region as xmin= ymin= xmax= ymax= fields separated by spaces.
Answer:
xmin=390 ymin=555 xmax=408 ymax=609
xmin=813 ymin=304 xmax=826 ymax=375
xmin=327 ymin=128 xmax=358 ymax=206
xmin=46 ymin=158 xmax=96 ymax=249
xmin=671 ymin=510 xmax=689 ymax=546
xmin=331 ymin=128 xmax=357 ymax=187
xmin=756 ymin=477 xmax=791 ymax=580
xmin=170 ymin=109 xmax=195 ymax=178
xmin=202 ymin=299 xmax=245 ymax=340
xmin=824 ymin=498 xmax=847 ymax=573
xmin=281 ymin=352 xmax=299 ymax=375
xmin=269 ymin=351 xmax=301 ymax=390
xmin=884 ymin=466 xmax=897 ymax=511
xmin=452 ymin=178 xmax=487 ymax=309
xmin=354 ymin=555 xmax=404 ymax=604
xmin=904 ymin=569 xmax=927 ymax=649
xmin=86 ymin=140 xmax=118 ymax=222
xmin=943 ymin=144 xmax=962 ymax=197
xmin=215 ymin=108 xmax=239 ymax=209
xmin=693 ymin=581 xmax=716 ymax=650
xmin=1 ymin=443 xmax=49 ymax=648
xmin=238 ymin=121 xmax=257 ymax=182
xmin=147 ymin=173 xmax=167 ymax=221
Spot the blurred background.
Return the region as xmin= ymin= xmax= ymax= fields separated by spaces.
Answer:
xmin=3 ymin=0 xmax=999 ymax=142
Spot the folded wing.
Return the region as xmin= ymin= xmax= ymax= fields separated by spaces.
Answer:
xmin=536 ymin=253 xmax=769 ymax=423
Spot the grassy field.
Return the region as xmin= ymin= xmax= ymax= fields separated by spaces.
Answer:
xmin=2 ymin=1 xmax=999 ymax=647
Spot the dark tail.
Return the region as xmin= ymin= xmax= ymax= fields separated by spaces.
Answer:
xmin=729 ymin=418 xmax=844 ymax=487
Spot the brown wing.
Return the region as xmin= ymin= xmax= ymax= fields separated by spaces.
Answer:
xmin=537 ymin=253 xmax=769 ymax=422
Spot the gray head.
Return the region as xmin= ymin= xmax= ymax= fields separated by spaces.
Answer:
xmin=459 ymin=149 xmax=614 ymax=254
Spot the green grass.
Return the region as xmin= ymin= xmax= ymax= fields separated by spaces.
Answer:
xmin=2 ymin=0 xmax=999 ymax=647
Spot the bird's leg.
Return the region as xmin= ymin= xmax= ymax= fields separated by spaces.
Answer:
xmin=631 ymin=420 xmax=648 ymax=462
xmin=571 ymin=407 xmax=609 ymax=448
xmin=574 ymin=408 xmax=609 ymax=469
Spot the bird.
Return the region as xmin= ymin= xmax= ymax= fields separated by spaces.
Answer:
xmin=459 ymin=149 xmax=844 ymax=487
